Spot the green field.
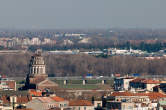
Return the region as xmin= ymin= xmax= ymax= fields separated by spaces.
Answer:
xmin=59 ymin=84 xmax=99 ymax=89
xmin=86 ymin=80 xmax=101 ymax=84
xmin=15 ymin=78 xmax=114 ymax=90
xmin=53 ymin=79 xmax=114 ymax=85
xmin=53 ymin=79 xmax=114 ymax=90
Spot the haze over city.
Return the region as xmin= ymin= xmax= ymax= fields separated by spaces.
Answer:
xmin=0 ymin=0 xmax=166 ymax=29
xmin=1 ymin=0 xmax=166 ymax=110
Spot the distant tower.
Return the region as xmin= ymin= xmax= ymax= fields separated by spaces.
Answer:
xmin=29 ymin=50 xmax=46 ymax=76
xmin=26 ymin=49 xmax=48 ymax=89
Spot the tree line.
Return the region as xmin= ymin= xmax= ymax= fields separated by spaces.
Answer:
xmin=0 ymin=53 xmax=166 ymax=77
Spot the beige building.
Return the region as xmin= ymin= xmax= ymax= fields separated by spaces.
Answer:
xmin=26 ymin=97 xmax=56 ymax=110
xmin=50 ymin=96 xmax=69 ymax=109
xmin=27 ymin=96 xmax=69 ymax=110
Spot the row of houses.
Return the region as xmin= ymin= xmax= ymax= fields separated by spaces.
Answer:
xmin=0 ymin=37 xmax=56 ymax=48
xmin=2 ymin=89 xmax=166 ymax=110
xmin=0 ymin=75 xmax=16 ymax=91
xmin=114 ymin=76 xmax=161 ymax=92
xmin=0 ymin=89 xmax=101 ymax=110
xmin=106 ymin=91 xmax=166 ymax=110
xmin=111 ymin=75 xmax=166 ymax=109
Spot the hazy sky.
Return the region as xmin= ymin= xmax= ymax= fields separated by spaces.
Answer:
xmin=0 ymin=0 xmax=166 ymax=29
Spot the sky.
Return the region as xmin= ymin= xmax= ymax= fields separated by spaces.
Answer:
xmin=0 ymin=0 xmax=166 ymax=29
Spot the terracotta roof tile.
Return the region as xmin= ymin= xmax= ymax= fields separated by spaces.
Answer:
xmin=50 ymin=96 xmax=65 ymax=102
xmin=69 ymin=100 xmax=93 ymax=106
xmin=0 ymin=95 xmax=32 ymax=104
xmin=130 ymin=78 xmax=160 ymax=84
xmin=29 ymin=89 xmax=42 ymax=97
xmin=0 ymin=96 xmax=9 ymax=104
xmin=0 ymin=80 xmax=16 ymax=90
xmin=142 ymin=79 xmax=160 ymax=84
xmin=17 ymin=96 xmax=32 ymax=104
xmin=37 ymin=97 xmax=54 ymax=103
xmin=111 ymin=92 xmax=166 ymax=100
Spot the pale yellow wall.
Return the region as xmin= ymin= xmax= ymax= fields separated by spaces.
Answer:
xmin=146 ymin=84 xmax=159 ymax=91
xmin=70 ymin=106 xmax=94 ymax=110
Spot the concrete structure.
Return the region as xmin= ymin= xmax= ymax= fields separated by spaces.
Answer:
xmin=129 ymin=78 xmax=160 ymax=92
xmin=64 ymin=80 xmax=67 ymax=85
xmin=114 ymin=77 xmax=134 ymax=91
xmin=83 ymin=80 xmax=86 ymax=85
xmin=102 ymin=80 xmax=106 ymax=85
xmin=107 ymin=91 xmax=163 ymax=110
xmin=106 ymin=101 xmax=157 ymax=110
xmin=106 ymin=102 xmax=134 ymax=110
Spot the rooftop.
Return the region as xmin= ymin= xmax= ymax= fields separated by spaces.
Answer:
xmin=111 ymin=92 xmax=166 ymax=100
xmin=29 ymin=89 xmax=42 ymax=97
xmin=50 ymin=96 xmax=65 ymax=102
xmin=69 ymin=100 xmax=93 ymax=106
xmin=130 ymin=78 xmax=160 ymax=84
xmin=37 ymin=97 xmax=54 ymax=103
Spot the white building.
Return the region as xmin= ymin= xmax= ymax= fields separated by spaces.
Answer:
xmin=114 ymin=77 xmax=134 ymax=91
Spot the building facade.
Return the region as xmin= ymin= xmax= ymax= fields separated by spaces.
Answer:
xmin=114 ymin=77 xmax=134 ymax=91
xmin=25 ymin=50 xmax=58 ymax=91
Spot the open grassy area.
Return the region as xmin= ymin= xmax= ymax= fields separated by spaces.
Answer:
xmin=68 ymin=80 xmax=82 ymax=84
xmin=59 ymin=84 xmax=99 ymax=90
xmin=52 ymin=79 xmax=114 ymax=85
xmin=54 ymin=80 xmax=64 ymax=85
xmin=15 ymin=79 xmax=114 ymax=90
xmin=86 ymin=80 xmax=101 ymax=84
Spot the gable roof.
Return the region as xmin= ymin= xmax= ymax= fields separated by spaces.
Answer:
xmin=16 ymin=95 xmax=32 ymax=104
xmin=37 ymin=97 xmax=55 ymax=103
xmin=111 ymin=92 xmax=166 ymax=100
xmin=37 ymin=79 xmax=58 ymax=86
xmin=69 ymin=100 xmax=93 ymax=106
xmin=130 ymin=78 xmax=160 ymax=84
xmin=0 ymin=91 xmax=28 ymax=96
xmin=0 ymin=95 xmax=32 ymax=104
xmin=29 ymin=89 xmax=42 ymax=97
xmin=50 ymin=96 xmax=65 ymax=102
